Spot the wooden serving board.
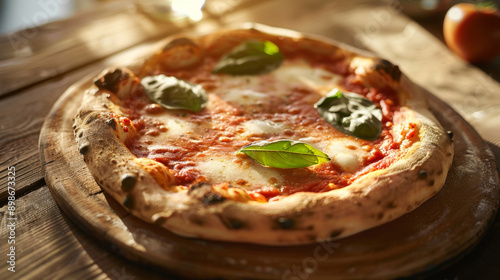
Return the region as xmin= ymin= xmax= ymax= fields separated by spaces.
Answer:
xmin=39 ymin=74 xmax=500 ymax=279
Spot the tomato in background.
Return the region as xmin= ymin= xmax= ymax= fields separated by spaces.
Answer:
xmin=443 ymin=3 xmax=500 ymax=63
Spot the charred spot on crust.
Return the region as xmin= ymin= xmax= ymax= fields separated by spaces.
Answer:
xmin=188 ymin=181 xmax=212 ymax=194
xmin=276 ymin=217 xmax=294 ymax=230
xmin=187 ymin=182 xmax=225 ymax=205
xmin=375 ymin=59 xmax=401 ymax=82
xmin=94 ymin=69 xmax=126 ymax=93
xmin=79 ymin=144 xmax=89 ymax=155
xmin=123 ymin=194 xmax=134 ymax=209
xmin=377 ymin=212 xmax=384 ymax=220
xmin=201 ymin=192 xmax=225 ymax=205
xmin=329 ymin=229 xmax=344 ymax=238
xmin=76 ymin=111 xmax=92 ymax=122
xmin=154 ymin=216 xmax=167 ymax=226
xmin=228 ymin=218 xmax=244 ymax=229
xmin=85 ymin=115 xmax=96 ymax=124
xmin=189 ymin=215 xmax=204 ymax=226
xmin=428 ymin=179 xmax=435 ymax=187
xmin=418 ymin=170 xmax=428 ymax=180
xmin=121 ymin=174 xmax=137 ymax=192
xmin=447 ymin=131 xmax=454 ymax=140
xmin=106 ymin=118 xmax=117 ymax=130
xmin=220 ymin=216 xmax=245 ymax=230
xmin=163 ymin=37 xmax=198 ymax=51
xmin=386 ymin=201 xmax=396 ymax=209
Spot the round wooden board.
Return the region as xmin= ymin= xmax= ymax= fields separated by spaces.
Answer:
xmin=39 ymin=75 xmax=500 ymax=280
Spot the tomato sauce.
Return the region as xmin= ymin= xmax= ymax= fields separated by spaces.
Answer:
xmin=123 ymin=49 xmax=413 ymax=201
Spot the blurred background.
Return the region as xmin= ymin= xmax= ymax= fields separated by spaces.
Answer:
xmin=0 ymin=0 xmax=482 ymax=34
xmin=0 ymin=0 xmax=97 ymax=35
xmin=0 ymin=0 xmax=208 ymax=35
xmin=2 ymin=0 xmax=499 ymax=35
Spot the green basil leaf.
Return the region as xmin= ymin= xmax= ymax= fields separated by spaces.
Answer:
xmin=141 ymin=75 xmax=207 ymax=112
xmin=212 ymin=40 xmax=284 ymax=75
xmin=314 ymin=89 xmax=382 ymax=141
xmin=237 ymin=140 xmax=331 ymax=168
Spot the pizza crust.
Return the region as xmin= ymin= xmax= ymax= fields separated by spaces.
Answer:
xmin=74 ymin=24 xmax=453 ymax=245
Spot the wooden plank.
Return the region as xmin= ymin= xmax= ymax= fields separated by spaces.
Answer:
xmin=0 ymin=186 xmax=168 ymax=280
xmin=0 ymin=0 xmax=191 ymax=97
xmin=0 ymin=63 xmax=99 ymax=203
xmin=220 ymin=0 xmax=375 ymax=48
xmin=428 ymin=215 xmax=500 ymax=279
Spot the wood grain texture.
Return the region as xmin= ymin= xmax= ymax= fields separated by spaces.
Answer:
xmin=0 ymin=63 xmax=110 ymax=203
xmin=0 ymin=187 xmax=173 ymax=280
xmin=38 ymin=66 xmax=499 ymax=279
xmin=0 ymin=0 xmax=186 ymax=97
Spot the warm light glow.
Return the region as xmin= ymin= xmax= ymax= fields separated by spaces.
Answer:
xmin=171 ymin=0 xmax=205 ymax=21
xmin=448 ymin=6 xmax=464 ymax=22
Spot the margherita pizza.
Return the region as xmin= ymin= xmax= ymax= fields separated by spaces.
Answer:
xmin=73 ymin=24 xmax=453 ymax=245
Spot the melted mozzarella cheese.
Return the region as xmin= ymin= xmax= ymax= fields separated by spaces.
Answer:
xmin=322 ymin=139 xmax=369 ymax=172
xmin=197 ymin=157 xmax=282 ymax=189
xmin=221 ymin=89 xmax=268 ymax=106
xmin=156 ymin=115 xmax=196 ymax=137
xmin=241 ymin=120 xmax=287 ymax=136
xmin=272 ymin=60 xmax=342 ymax=94
xmin=299 ymin=137 xmax=369 ymax=173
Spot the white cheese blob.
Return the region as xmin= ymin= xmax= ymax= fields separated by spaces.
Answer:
xmin=322 ymin=139 xmax=369 ymax=172
xmin=221 ymin=89 xmax=268 ymax=106
xmin=241 ymin=119 xmax=287 ymax=136
xmin=299 ymin=137 xmax=369 ymax=173
xmin=272 ymin=60 xmax=342 ymax=94
xmin=156 ymin=115 xmax=196 ymax=137
xmin=197 ymin=157 xmax=282 ymax=189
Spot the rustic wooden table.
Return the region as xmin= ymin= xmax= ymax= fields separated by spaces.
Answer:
xmin=1 ymin=0 xmax=499 ymax=279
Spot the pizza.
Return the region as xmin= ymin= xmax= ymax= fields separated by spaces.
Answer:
xmin=73 ymin=24 xmax=454 ymax=245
